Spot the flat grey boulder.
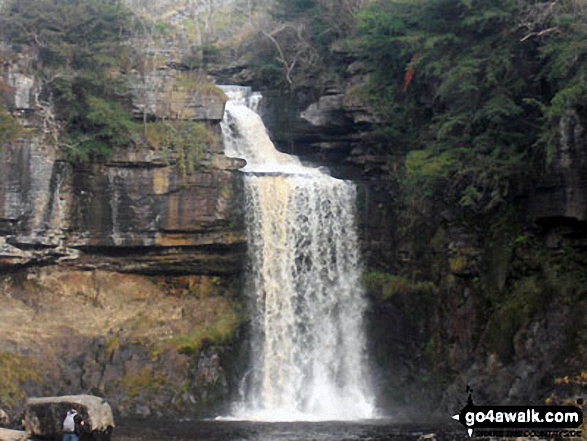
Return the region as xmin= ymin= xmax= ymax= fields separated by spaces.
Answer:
xmin=25 ymin=395 xmax=114 ymax=441
xmin=0 ymin=428 xmax=26 ymax=441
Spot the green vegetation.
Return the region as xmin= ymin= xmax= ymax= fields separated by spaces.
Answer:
xmin=357 ymin=0 xmax=587 ymax=214
xmin=105 ymin=337 xmax=120 ymax=358
xmin=175 ymin=74 xmax=228 ymax=102
xmin=170 ymin=308 xmax=242 ymax=356
xmin=1 ymin=0 xmax=132 ymax=70
xmin=0 ymin=0 xmax=136 ymax=159
xmin=486 ymin=276 xmax=549 ymax=362
xmin=145 ymin=121 xmax=219 ymax=175
xmin=118 ymin=367 xmax=167 ymax=398
xmin=0 ymin=352 xmax=42 ymax=410
xmin=486 ymin=236 xmax=587 ymax=362
xmin=0 ymin=106 xmax=23 ymax=145
xmin=0 ymin=0 xmax=221 ymax=166
xmin=272 ymin=0 xmax=318 ymax=19
xmin=364 ymin=271 xmax=437 ymax=300
xmin=243 ymin=0 xmax=366 ymax=88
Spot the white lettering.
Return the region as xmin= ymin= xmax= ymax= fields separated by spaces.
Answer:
xmin=505 ymin=412 xmax=516 ymax=422
xmin=531 ymin=409 xmax=542 ymax=423
xmin=466 ymin=412 xmax=474 ymax=426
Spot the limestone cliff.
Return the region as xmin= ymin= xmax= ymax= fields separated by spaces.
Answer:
xmin=0 ymin=47 xmax=247 ymax=421
xmin=1 ymin=53 xmax=245 ymax=275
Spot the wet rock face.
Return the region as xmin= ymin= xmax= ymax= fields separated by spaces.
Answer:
xmin=0 ymin=141 xmax=245 ymax=274
xmin=0 ymin=45 xmax=247 ymax=420
xmin=0 ymin=138 xmax=64 ymax=244
xmin=1 ymin=48 xmax=244 ymax=274
xmin=530 ymin=106 xmax=587 ymax=223
xmin=266 ymin=61 xmax=587 ymax=417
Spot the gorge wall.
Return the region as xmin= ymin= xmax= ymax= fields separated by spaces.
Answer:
xmin=1 ymin=0 xmax=586 ymax=425
xmin=0 ymin=49 xmax=248 ymax=421
xmin=251 ymin=53 xmax=587 ymax=419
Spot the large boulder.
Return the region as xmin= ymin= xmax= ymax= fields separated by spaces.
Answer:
xmin=0 ymin=428 xmax=26 ymax=441
xmin=25 ymin=396 xmax=114 ymax=441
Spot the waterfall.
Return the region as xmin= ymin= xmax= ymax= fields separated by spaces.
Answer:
xmin=220 ymin=86 xmax=376 ymax=421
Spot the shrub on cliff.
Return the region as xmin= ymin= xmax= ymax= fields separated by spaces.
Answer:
xmin=358 ymin=0 xmax=540 ymax=212
xmin=0 ymin=352 xmax=41 ymax=411
xmin=1 ymin=0 xmax=132 ymax=71
xmin=0 ymin=0 xmax=138 ymax=160
xmin=0 ymin=106 xmax=23 ymax=146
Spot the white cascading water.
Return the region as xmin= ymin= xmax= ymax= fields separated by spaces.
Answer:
xmin=220 ymin=86 xmax=376 ymax=421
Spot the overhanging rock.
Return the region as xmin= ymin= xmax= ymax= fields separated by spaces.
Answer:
xmin=25 ymin=396 xmax=114 ymax=441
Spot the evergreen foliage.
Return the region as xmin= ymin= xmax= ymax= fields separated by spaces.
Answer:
xmin=272 ymin=0 xmax=318 ymax=20
xmin=358 ymin=0 xmax=545 ymax=214
xmin=357 ymin=0 xmax=586 ymax=218
xmin=1 ymin=0 xmax=222 ymax=167
xmin=2 ymin=0 xmax=132 ymax=70
xmin=0 ymin=0 xmax=138 ymax=160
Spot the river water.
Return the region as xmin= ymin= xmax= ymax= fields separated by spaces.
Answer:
xmin=115 ymin=419 xmax=465 ymax=441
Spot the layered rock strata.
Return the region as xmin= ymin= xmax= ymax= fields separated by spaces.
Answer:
xmin=0 ymin=54 xmax=245 ymax=275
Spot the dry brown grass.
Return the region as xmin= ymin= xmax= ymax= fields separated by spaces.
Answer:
xmin=0 ymin=270 xmax=239 ymax=356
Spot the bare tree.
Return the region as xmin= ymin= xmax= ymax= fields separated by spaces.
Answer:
xmin=517 ymin=0 xmax=587 ymax=42
xmin=318 ymin=0 xmax=371 ymax=35
xmin=205 ymin=0 xmax=214 ymax=37
xmin=262 ymin=23 xmax=319 ymax=86
xmin=248 ymin=0 xmax=254 ymax=25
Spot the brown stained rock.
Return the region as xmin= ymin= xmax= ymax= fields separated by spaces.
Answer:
xmin=0 ymin=55 xmax=243 ymax=275
xmin=0 ymin=138 xmax=65 ymax=246
xmin=26 ymin=396 xmax=114 ymax=441
xmin=0 ymin=137 xmax=245 ymax=274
